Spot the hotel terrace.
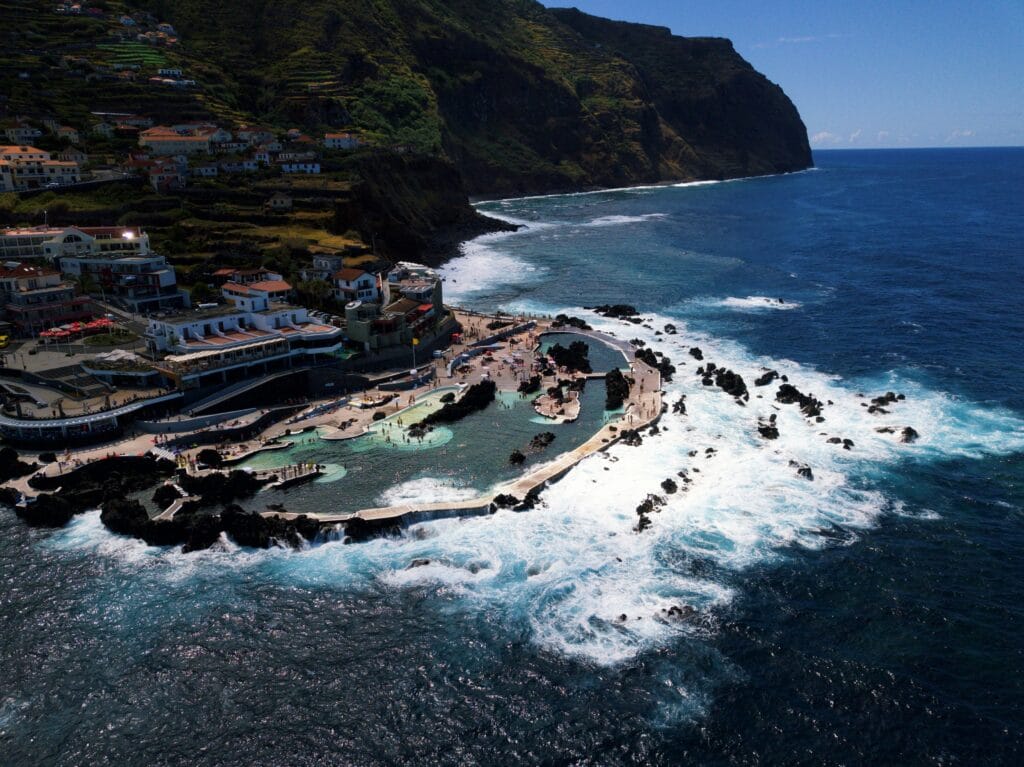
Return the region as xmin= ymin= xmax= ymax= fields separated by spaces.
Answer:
xmin=146 ymin=291 xmax=344 ymax=388
xmin=0 ymin=226 xmax=153 ymax=261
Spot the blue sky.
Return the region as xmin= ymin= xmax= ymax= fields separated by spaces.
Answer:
xmin=542 ymin=1 xmax=1024 ymax=148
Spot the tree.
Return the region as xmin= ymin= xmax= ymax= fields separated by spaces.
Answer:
xmin=296 ymin=278 xmax=333 ymax=310
xmin=189 ymin=282 xmax=217 ymax=304
xmin=75 ymin=272 xmax=99 ymax=297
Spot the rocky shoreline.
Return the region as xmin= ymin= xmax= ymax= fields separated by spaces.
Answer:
xmin=0 ymin=301 xmax=925 ymax=555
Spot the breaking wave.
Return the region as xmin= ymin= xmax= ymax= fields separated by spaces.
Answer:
xmin=584 ymin=213 xmax=668 ymax=227
xmin=718 ymin=295 xmax=802 ymax=311
xmin=36 ymin=192 xmax=1024 ymax=672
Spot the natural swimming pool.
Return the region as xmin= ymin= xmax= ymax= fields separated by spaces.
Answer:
xmin=239 ymin=381 xmax=621 ymax=516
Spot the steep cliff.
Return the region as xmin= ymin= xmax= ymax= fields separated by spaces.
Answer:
xmin=1 ymin=0 xmax=812 ymax=260
xmin=125 ymin=0 xmax=811 ymax=194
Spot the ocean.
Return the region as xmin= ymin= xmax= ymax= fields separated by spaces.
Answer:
xmin=2 ymin=148 xmax=1023 ymax=765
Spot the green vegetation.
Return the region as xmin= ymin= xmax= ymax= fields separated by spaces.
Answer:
xmin=84 ymin=329 xmax=140 ymax=346
xmin=1 ymin=0 xmax=810 ymax=198
xmin=0 ymin=0 xmax=809 ymax=266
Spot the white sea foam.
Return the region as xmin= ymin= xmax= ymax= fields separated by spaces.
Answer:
xmin=671 ymin=179 xmax=724 ymax=188
xmin=37 ymin=214 xmax=1024 ymax=672
xmin=440 ymin=224 xmax=547 ymax=304
xmin=260 ymin=311 xmax=1022 ymax=666
xmin=475 ymin=168 xmax=817 ymax=205
xmin=583 ymin=213 xmax=667 ymax=227
xmin=376 ymin=477 xmax=479 ymax=507
xmin=40 ymin=307 xmax=1024 ymax=668
xmin=717 ymin=295 xmax=802 ymax=311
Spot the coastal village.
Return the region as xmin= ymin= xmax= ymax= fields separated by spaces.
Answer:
xmin=0 ymin=7 xmax=671 ymax=545
xmin=0 ymin=142 xmax=667 ymax=545
xmin=0 ymin=4 xmax=914 ymax=553
xmin=0 ymin=232 xmax=666 ymax=544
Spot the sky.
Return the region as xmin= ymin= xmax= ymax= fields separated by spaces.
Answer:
xmin=541 ymin=1 xmax=1024 ymax=149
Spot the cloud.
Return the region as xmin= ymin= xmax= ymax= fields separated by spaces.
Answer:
xmin=877 ymin=130 xmax=890 ymax=142
xmin=945 ymin=128 xmax=975 ymax=143
xmin=754 ymin=32 xmax=850 ymax=48
xmin=848 ymin=128 xmax=863 ymax=143
xmin=810 ymin=131 xmax=842 ymax=146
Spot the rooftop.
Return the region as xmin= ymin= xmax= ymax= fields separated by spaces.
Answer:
xmin=248 ymin=279 xmax=292 ymax=293
xmin=158 ymin=305 xmax=245 ymax=323
xmin=333 ymin=267 xmax=370 ymax=282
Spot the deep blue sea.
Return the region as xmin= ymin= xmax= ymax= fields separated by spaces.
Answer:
xmin=3 ymin=148 xmax=1023 ymax=765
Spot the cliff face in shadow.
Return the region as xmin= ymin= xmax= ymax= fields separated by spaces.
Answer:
xmin=335 ymin=153 xmax=515 ymax=263
xmin=127 ymin=0 xmax=811 ymax=196
xmin=3 ymin=0 xmax=812 ymax=260
xmin=548 ymin=9 xmax=813 ymax=183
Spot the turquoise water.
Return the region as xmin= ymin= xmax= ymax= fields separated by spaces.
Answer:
xmin=240 ymin=383 xmax=614 ymax=515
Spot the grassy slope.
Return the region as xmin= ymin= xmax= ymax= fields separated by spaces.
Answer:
xmin=127 ymin=0 xmax=812 ymax=193
xmin=0 ymin=0 xmax=811 ymax=263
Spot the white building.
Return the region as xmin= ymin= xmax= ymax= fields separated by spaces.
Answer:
xmin=145 ymin=292 xmax=344 ymax=387
xmin=59 ymin=251 xmax=190 ymax=313
xmin=2 ymin=121 xmax=42 ymax=144
xmin=323 ymin=132 xmax=362 ymax=150
xmin=0 ymin=145 xmax=80 ymax=191
xmin=281 ymin=162 xmax=320 ymax=174
xmin=0 ymin=226 xmax=151 ymax=261
xmin=221 ymin=278 xmax=293 ymax=306
xmin=332 ymin=267 xmax=380 ymax=303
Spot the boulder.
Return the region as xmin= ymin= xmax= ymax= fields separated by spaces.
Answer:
xmin=530 ymin=432 xmax=556 ymax=450
xmin=491 ymin=494 xmax=520 ymax=509
xmin=604 ymin=368 xmax=631 ymax=410
xmin=517 ymin=375 xmax=541 ymax=395
xmin=0 ymin=446 xmax=36 ymax=483
xmin=900 ymin=427 xmax=919 ymax=443
xmin=591 ymin=304 xmax=639 ymax=319
xmin=15 ymin=493 xmax=77 ymax=528
xmin=776 ymin=383 xmax=824 ymax=418
xmin=418 ymin=380 xmax=496 ymax=426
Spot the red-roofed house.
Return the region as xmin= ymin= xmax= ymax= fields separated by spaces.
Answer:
xmin=221 ymin=277 xmax=292 ymax=305
xmin=332 ymin=268 xmax=380 ymax=304
xmin=138 ymin=126 xmax=212 ymax=155
xmin=211 ymin=267 xmax=283 ymax=286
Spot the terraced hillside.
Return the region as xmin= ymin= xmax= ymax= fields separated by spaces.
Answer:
xmin=2 ymin=0 xmax=811 ymax=196
xmin=132 ymin=0 xmax=811 ymax=192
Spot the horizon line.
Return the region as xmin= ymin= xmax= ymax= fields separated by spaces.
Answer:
xmin=811 ymin=144 xmax=1024 ymax=152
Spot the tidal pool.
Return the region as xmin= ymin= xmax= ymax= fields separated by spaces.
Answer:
xmin=239 ymin=383 xmax=617 ymax=515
